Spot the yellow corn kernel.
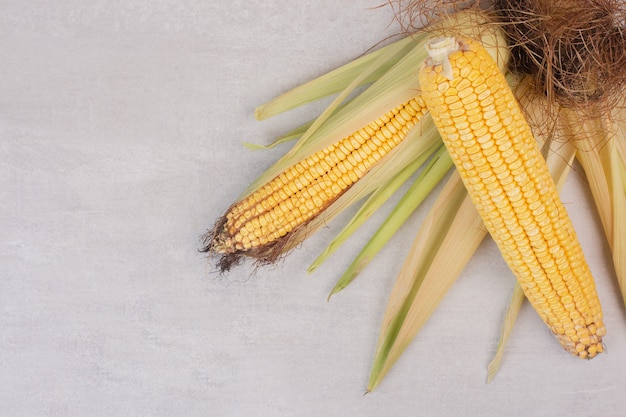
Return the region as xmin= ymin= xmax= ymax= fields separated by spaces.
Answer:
xmin=419 ymin=37 xmax=605 ymax=358
xmin=209 ymin=96 xmax=427 ymax=258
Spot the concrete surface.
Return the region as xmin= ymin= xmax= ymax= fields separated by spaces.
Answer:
xmin=1 ymin=1 xmax=625 ymax=416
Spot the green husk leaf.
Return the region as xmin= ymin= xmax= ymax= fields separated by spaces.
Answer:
xmin=328 ymin=145 xmax=453 ymax=296
xmin=367 ymin=172 xmax=485 ymax=391
xmin=307 ymin=140 xmax=441 ymax=275
xmin=254 ymin=35 xmax=420 ymax=120
xmin=243 ymin=120 xmax=312 ymax=150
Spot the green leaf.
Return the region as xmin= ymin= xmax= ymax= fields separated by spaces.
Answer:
xmin=367 ymin=173 xmax=485 ymax=391
xmin=254 ymin=35 xmax=421 ymax=120
xmin=328 ymin=145 xmax=453 ymax=296
xmin=307 ymin=141 xmax=441 ymax=275
xmin=242 ymin=121 xmax=312 ymax=150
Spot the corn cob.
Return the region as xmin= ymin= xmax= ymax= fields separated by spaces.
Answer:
xmin=418 ymin=37 xmax=606 ymax=358
xmin=205 ymin=96 xmax=427 ymax=269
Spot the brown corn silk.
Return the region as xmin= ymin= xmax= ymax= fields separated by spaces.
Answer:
xmin=389 ymin=0 xmax=626 ymax=111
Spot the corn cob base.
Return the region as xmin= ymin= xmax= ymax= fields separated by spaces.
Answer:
xmin=419 ymin=37 xmax=606 ymax=358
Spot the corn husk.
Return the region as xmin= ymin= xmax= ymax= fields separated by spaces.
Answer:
xmin=325 ymin=145 xmax=453 ymax=297
xmin=253 ymin=35 xmax=420 ymax=121
xmin=568 ymin=105 xmax=626 ymax=304
xmin=486 ymin=282 xmax=524 ymax=383
xmin=212 ymin=5 xmax=626 ymax=389
xmin=367 ymin=169 xmax=485 ymax=391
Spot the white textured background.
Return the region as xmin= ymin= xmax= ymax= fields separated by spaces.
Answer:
xmin=1 ymin=1 xmax=625 ymax=416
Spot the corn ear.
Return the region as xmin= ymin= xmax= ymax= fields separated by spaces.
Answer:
xmin=368 ymin=74 xmax=583 ymax=389
xmin=420 ymin=36 xmax=605 ymax=357
xmin=206 ymin=32 xmax=433 ymax=268
xmin=488 ymin=123 xmax=577 ymax=380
